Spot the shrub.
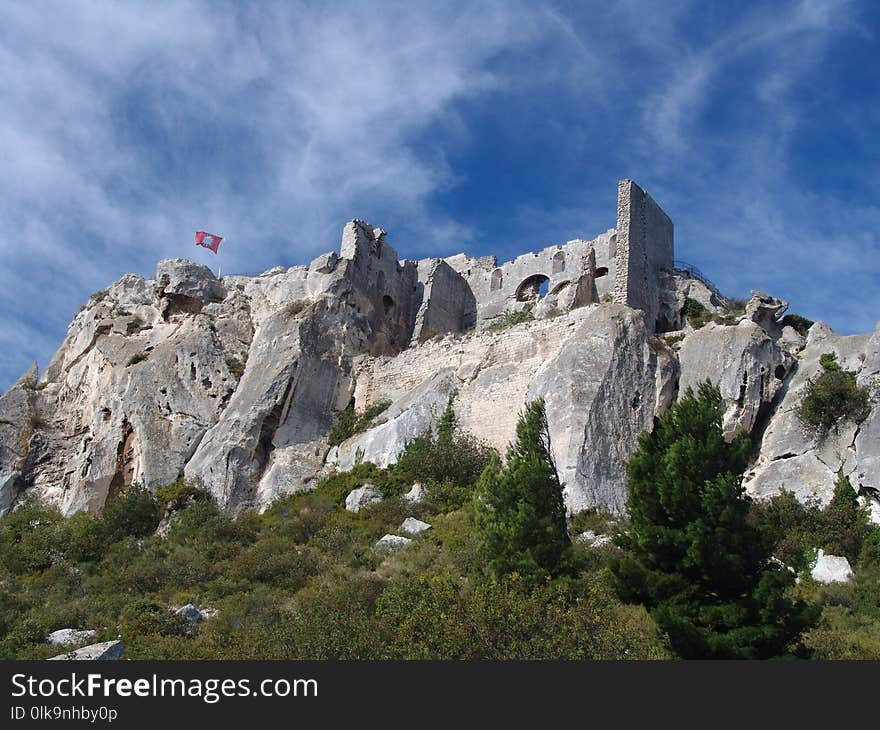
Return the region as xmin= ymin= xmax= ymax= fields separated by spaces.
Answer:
xmin=0 ymin=495 xmax=65 ymax=575
xmin=155 ymin=478 xmax=211 ymax=513
xmin=327 ymin=400 xmax=392 ymax=447
xmin=818 ymin=471 xmax=871 ymax=563
xmin=797 ymin=353 xmax=871 ymax=440
xmin=684 ymin=298 xmax=714 ymax=328
xmin=119 ymin=600 xmax=189 ymax=639
xmin=376 ymin=572 xmax=668 ymax=660
xmin=781 ymin=314 xmax=814 ymax=336
xmin=859 ymin=530 xmax=880 ymax=571
xmin=126 ymin=352 xmax=148 ymax=367
xmin=61 ymin=511 xmax=108 ymax=563
xmin=100 ymin=484 xmax=161 ymax=543
xmin=391 ymin=397 xmax=496 ymax=500
xmin=225 ymin=355 xmax=246 ymax=378
xmin=487 ymin=310 xmax=532 ymax=332
xmin=749 ymin=490 xmax=822 ymax=571
xmin=284 ymin=300 xmax=308 ymax=317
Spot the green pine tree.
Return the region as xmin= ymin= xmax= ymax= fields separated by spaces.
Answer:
xmin=611 ymin=381 xmax=817 ymax=658
xmin=474 ymin=398 xmax=572 ymax=581
xmin=819 ymin=470 xmax=870 ymax=563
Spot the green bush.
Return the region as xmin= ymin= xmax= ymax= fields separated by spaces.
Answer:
xmin=224 ymin=355 xmax=246 ymax=378
xmin=818 ymin=472 xmax=871 ymax=563
xmin=0 ymin=495 xmax=65 ymax=574
xmin=487 ymin=310 xmax=533 ymax=332
xmin=683 ymin=298 xmax=711 ymax=328
xmin=100 ymin=484 xmax=161 ymax=543
xmin=327 ymin=400 xmax=392 ymax=447
xmin=155 ymin=478 xmax=211 ymax=513
xmin=391 ymin=397 xmax=495 ymax=498
xmin=781 ymin=314 xmax=814 ymax=336
xmin=859 ymin=530 xmax=880 ymax=571
xmin=119 ymin=600 xmax=189 ymax=640
xmin=284 ymin=300 xmax=308 ymax=317
xmin=376 ymin=572 xmax=667 ymax=660
xmin=749 ymin=490 xmax=821 ymax=571
xmin=797 ymin=353 xmax=871 ymax=440
xmin=126 ymin=352 xmax=148 ymax=367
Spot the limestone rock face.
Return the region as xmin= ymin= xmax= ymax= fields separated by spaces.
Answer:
xmin=338 ymin=304 xmax=674 ymax=513
xmin=678 ymin=319 xmax=793 ymax=440
xmin=0 ymin=365 xmax=37 ymax=516
xmin=743 ymin=322 xmax=880 ymax=505
xmin=5 ymin=186 xmax=880 ymax=523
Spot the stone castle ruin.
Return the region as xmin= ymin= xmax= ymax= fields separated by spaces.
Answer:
xmin=350 ymin=178 xmax=676 ymax=345
xmin=2 ymin=178 xmax=877 ymax=522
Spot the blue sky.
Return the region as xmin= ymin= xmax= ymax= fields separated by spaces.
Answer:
xmin=1 ymin=0 xmax=878 ymax=390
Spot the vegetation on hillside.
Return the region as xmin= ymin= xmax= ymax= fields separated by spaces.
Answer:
xmin=2 ymin=383 xmax=878 ymax=660
xmin=0 ymin=399 xmax=664 ymax=660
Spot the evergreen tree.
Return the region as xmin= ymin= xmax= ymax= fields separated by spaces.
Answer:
xmin=475 ymin=398 xmax=571 ymax=581
xmin=819 ymin=471 xmax=869 ymax=563
xmin=611 ymin=381 xmax=817 ymax=658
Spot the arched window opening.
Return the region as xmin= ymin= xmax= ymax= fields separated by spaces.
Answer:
xmin=594 ymin=266 xmax=609 ymax=278
xmin=490 ymin=268 xmax=503 ymax=291
xmin=515 ymin=274 xmax=551 ymax=301
xmin=552 ymin=251 xmax=566 ymax=274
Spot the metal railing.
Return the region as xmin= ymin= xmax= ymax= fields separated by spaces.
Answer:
xmin=673 ymin=260 xmax=731 ymax=307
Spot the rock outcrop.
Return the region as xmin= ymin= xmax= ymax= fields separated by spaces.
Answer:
xmin=3 ymin=178 xmax=878 ymax=521
xmin=744 ymin=322 xmax=880 ymax=505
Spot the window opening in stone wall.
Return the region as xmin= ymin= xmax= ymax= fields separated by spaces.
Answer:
xmin=552 ymin=251 xmax=566 ymax=273
xmin=515 ymin=274 xmax=550 ymax=301
xmin=490 ymin=268 xmax=503 ymax=291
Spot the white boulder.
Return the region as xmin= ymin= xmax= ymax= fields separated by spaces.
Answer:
xmin=174 ymin=604 xmax=203 ymax=624
xmin=811 ymin=549 xmax=854 ymax=584
xmin=403 ymin=483 xmax=426 ymax=503
xmin=373 ymin=534 xmax=411 ymax=552
xmin=399 ymin=517 xmax=431 ymax=535
xmin=48 ymin=640 xmax=125 ymax=661
xmin=345 ymin=484 xmax=383 ymax=513
xmin=45 ymin=629 xmax=97 ymax=647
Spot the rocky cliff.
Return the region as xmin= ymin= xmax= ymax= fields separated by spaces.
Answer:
xmin=2 ymin=181 xmax=878 ymax=519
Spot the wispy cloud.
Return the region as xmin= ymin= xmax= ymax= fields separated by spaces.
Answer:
xmin=0 ymin=0 xmax=876 ymax=388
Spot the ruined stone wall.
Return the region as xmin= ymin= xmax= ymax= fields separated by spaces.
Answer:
xmin=613 ymin=179 xmax=674 ymax=328
xmin=411 ymin=259 xmax=477 ymax=344
xmin=338 ymin=220 xmax=420 ymax=355
xmin=442 ymin=231 xmax=617 ymax=329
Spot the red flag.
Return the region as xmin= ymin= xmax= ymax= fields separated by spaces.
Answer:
xmin=195 ymin=231 xmax=223 ymax=254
